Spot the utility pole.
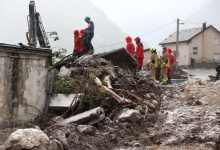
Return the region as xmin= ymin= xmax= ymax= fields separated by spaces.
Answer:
xmin=175 ymin=18 xmax=180 ymax=69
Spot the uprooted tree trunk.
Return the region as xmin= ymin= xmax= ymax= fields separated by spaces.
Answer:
xmin=94 ymin=77 xmax=133 ymax=104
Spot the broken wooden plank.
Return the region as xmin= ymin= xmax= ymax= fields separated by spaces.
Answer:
xmin=57 ymin=107 xmax=105 ymax=125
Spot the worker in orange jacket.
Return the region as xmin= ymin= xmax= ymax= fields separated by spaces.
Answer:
xmin=73 ymin=30 xmax=82 ymax=54
xmin=135 ymin=37 xmax=144 ymax=70
xmin=161 ymin=47 xmax=170 ymax=84
xmin=167 ymin=48 xmax=174 ymax=84
xmin=125 ymin=36 xmax=135 ymax=57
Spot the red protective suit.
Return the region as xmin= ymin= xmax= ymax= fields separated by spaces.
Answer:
xmin=135 ymin=40 xmax=144 ymax=67
xmin=79 ymin=29 xmax=86 ymax=51
xmin=167 ymin=48 xmax=174 ymax=79
xmin=125 ymin=36 xmax=135 ymax=56
xmin=167 ymin=48 xmax=174 ymax=68
xmin=74 ymin=30 xmax=82 ymax=52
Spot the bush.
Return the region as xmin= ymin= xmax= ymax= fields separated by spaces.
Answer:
xmin=52 ymin=76 xmax=76 ymax=94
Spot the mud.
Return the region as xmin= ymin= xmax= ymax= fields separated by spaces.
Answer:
xmin=149 ymin=81 xmax=220 ymax=149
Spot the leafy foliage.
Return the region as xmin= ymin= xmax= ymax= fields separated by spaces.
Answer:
xmin=52 ymin=76 xmax=76 ymax=94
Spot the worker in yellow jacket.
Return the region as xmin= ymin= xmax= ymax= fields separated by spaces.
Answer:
xmin=161 ymin=47 xmax=170 ymax=84
xmin=148 ymin=47 xmax=158 ymax=80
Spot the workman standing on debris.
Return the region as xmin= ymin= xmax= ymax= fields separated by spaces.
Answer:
xmin=161 ymin=47 xmax=170 ymax=84
xmin=135 ymin=37 xmax=144 ymax=70
xmin=84 ymin=16 xmax=95 ymax=54
xmin=215 ymin=64 xmax=220 ymax=81
xmin=73 ymin=30 xmax=82 ymax=54
xmin=167 ymin=48 xmax=174 ymax=84
xmin=148 ymin=47 xmax=158 ymax=80
xmin=79 ymin=29 xmax=86 ymax=52
xmin=125 ymin=36 xmax=135 ymax=57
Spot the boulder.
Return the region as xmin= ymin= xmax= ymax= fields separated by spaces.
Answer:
xmin=116 ymin=109 xmax=141 ymax=123
xmin=77 ymin=125 xmax=96 ymax=135
xmin=5 ymin=128 xmax=49 ymax=150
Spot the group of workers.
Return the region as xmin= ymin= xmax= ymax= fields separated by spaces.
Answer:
xmin=148 ymin=47 xmax=174 ymax=84
xmin=73 ymin=16 xmax=95 ymax=56
xmin=73 ymin=17 xmax=174 ymax=84
xmin=147 ymin=47 xmax=174 ymax=84
xmin=125 ymin=36 xmax=174 ymax=84
xmin=125 ymin=36 xmax=144 ymax=70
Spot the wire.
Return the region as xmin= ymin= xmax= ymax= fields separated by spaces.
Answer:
xmin=180 ymin=19 xmax=202 ymax=25
xmin=139 ymin=19 xmax=176 ymax=37
xmin=181 ymin=19 xmax=220 ymax=27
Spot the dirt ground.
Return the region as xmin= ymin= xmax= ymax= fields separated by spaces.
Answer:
xmin=1 ymin=79 xmax=220 ymax=149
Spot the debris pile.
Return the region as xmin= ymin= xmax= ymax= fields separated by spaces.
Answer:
xmin=51 ymin=49 xmax=162 ymax=118
xmin=2 ymin=49 xmax=165 ymax=150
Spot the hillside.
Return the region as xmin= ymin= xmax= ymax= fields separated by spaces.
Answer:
xmin=188 ymin=0 xmax=220 ymax=28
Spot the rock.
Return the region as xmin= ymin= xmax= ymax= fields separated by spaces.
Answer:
xmin=152 ymin=100 xmax=160 ymax=109
xmin=116 ymin=109 xmax=141 ymax=123
xmin=0 ymin=145 xmax=5 ymax=150
xmin=214 ymin=80 xmax=220 ymax=85
xmin=58 ymin=67 xmax=70 ymax=76
xmin=77 ymin=125 xmax=96 ymax=135
xmin=5 ymin=128 xmax=49 ymax=150
xmin=133 ymin=142 xmax=141 ymax=147
xmin=194 ymin=100 xmax=203 ymax=106
xmin=33 ymin=139 xmax=65 ymax=150
xmin=48 ymin=116 xmax=64 ymax=126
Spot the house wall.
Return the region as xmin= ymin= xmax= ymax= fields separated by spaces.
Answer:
xmin=189 ymin=27 xmax=220 ymax=63
xmin=204 ymin=27 xmax=220 ymax=62
xmin=0 ymin=46 xmax=51 ymax=127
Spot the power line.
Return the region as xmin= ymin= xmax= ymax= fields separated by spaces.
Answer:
xmin=180 ymin=19 xmax=220 ymax=27
xmin=139 ymin=19 xmax=176 ymax=37
xmin=180 ymin=19 xmax=202 ymax=25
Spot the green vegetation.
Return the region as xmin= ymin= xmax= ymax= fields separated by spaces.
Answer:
xmin=52 ymin=76 xmax=76 ymax=94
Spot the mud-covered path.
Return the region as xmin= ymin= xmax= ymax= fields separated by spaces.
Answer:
xmin=147 ymin=81 xmax=220 ymax=150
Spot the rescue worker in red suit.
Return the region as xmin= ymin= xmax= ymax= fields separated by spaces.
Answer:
xmin=125 ymin=36 xmax=135 ymax=57
xmin=167 ymin=48 xmax=174 ymax=84
xmin=73 ymin=30 xmax=82 ymax=54
xmin=79 ymin=29 xmax=86 ymax=52
xmin=135 ymin=37 xmax=144 ymax=70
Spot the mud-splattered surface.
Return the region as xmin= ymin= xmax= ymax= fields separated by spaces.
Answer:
xmin=148 ymin=81 xmax=220 ymax=150
xmin=1 ymin=81 xmax=220 ymax=150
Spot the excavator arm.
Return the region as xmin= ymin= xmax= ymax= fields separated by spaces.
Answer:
xmin=27 ymin=1 xmax=50 ymax=48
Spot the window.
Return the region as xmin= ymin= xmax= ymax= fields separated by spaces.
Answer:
xmin=192 ymin=47 xmax=198 ymax=55
xmin=214 ymin=38 xmax=220 ymax=45
xmin=193 ymin=47 xmax=198 ymax=50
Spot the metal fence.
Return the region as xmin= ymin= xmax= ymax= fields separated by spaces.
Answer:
xmin=190 ymin=58 xmax=220 ymax=68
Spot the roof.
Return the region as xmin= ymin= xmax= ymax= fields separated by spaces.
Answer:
xmin=100 ymin=47 xmax=137 ymax=70
xmin=160 ymin=25 xmax=220 ymax=45
xmin=0 ymin=43 xmax=52 ymax=56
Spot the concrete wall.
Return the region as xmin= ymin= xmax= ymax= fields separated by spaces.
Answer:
xmin=0 ymin=44 xmax=51 ymax=127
